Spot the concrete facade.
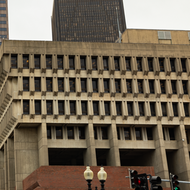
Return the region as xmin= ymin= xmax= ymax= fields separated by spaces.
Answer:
xmin=0 ymin=32 xmax=190 ymax=189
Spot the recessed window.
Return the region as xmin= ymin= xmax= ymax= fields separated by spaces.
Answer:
xmin=92 ymin=79 xmax=98 ymax=93
xmin=58 ymin=78 xmax=64 ymax=92
xmin=147 ymin=128 xmax=153 ymax=140
xmin=139 ymin=102 xmax=144 ymax=116
xmin=35 ymin=78 xmax=41 ymax=92
xmin=81 ymin=78 xmax=87 ymax=92
xmin=148 ymin=58 xmax=153 ymax=71
xmin=116 ymin=102 xmax=122 ymax=116
xmin=35 ymin=100 xmax=41 ymax=115
xmin=104 ymin=102 xmax=110 ymax=116
xmin=137 ymin=58 xmax=142 ymax=71
xmin=23 ymin=77 xmax=29 ymax=91
xmin=114 ymin=57 xmax=120 ymax=71
xmin=104 ymin=79 xmax=109 ymax=93
xmin=69 ymin=56 xmax=75 ymax=70
xmin=67 ymin=127 xmax=74 ymax=139
xmin=103 ymin=57 xmax=109 ymax=70
xmin=181 ymin=58 xmax=187 ymax=72
xmin=161 ymin=103 xmax=167 ymax=116
xmin=124 ymin=127 xmax=131 ymax=140
xmin=182 ymin=80 xmax=188 ymax=94
xmin=125 ymin=57 xmax=131 ymax=71
xmin=135 ymin=128 xmax=142 ymax=140
xmin=69 ymin=78 xmax=75 ymax=92
xmin=93 ymin=101 xmax=99 ymax=115
xmin=46 ymin=78 xmax=53 ymax=92
xmin=70 ymin=101 xmax=76 ymax=115
xmin=117 ymin=128 xmax=120 ymax=140
xmin=47 ymin=126 xmax=51 ymax=139
xmin=23 ymin=100 xmax=29 ymax=115
xmin=149 ymin=80 xmax=154 ymax=94
xmin=11 ymin=55 xmax=17 ymax=68
xmin=160 ymin=80 xmax=166 ymax=94
xmin=184 ymin=103 xmax=189 ymax=117
xmin=94 ymin=127 xmax=98 ymax=139
xmin=58 ymin=101 xmax=64 ymax=115
xmin=138 ymin=80 xmax=143 ymax=94
xmin=80 ymin=56 xmax=86 ymax=70
xmin=170 ymin=58 xmax=175 ymax=72
xmin=81 ymin=101 xmax=87 ymax=115
xmin=46 ymin=55 xmax=52 ymax=69
xmin=92 ymin=57 xmax=97 ymax=70
xmin=34 ymin=55 xmax=40 ymax=69
xmin=127 ymin=102 xmax=133 ymax=116
xmin=126 ymin=79 xmax=132 ymax=93
xmin=47 ymin=101 xmax=53 ymax=115
xmin=56 ymin=127 xmax=63 ymax=139
xmin=101 ymin=127 xmax=108 ymax=139
xmin=57 ymin=56 xmax=63 ymax=70
xmin=172 ymin=103 xmax=178 ymax=117
xmin=159 ymin=58 xmax=164 ymax=72
xmin=150 ymin=102 xmax=156 ymax=116
xmin=79 ymin=127 xmax=85 ymax=139
xmin=171 ymin=80 xmax=177 ymax=94
xmin=115 ymin=79 xmax=121 ymax=93
xmin=169 ymin=128 xmax=175 ymax=140
xmin=23 ymin=55 xmax=29 ymax=69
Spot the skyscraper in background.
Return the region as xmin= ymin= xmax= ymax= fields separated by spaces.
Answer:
xmin=52 ymin=0 xmax=126 ymax=42
xmin=0 ymin=0 xmax=9 ymax=45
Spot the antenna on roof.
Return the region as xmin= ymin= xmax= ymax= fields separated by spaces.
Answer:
xmin=116 ymin=7 xmax=122 ymax=43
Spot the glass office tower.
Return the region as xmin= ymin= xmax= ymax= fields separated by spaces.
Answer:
xmin=52 ymin=0 xmax=126 ymax=42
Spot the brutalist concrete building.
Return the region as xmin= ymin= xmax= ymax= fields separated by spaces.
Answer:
xmin=0 ymin=29 xmax=190 ymax=190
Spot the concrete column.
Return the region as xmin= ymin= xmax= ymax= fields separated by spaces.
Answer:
xmin=14 ymin=128 xmax=39 ymax=190
xmin=7 ymin=138 xmax=15 ymax=190
xmin=0 ymin=150 xmax=5 ymax=190
xmin=4 ymin=143 xmax=8 ymax=190
xmin=38 ymin=123 xmax=49 ymax=166
xmin=84 ymin=122 xmax=96 ymax=166
xmin=107 ymin=122 xmax=120 ymax=166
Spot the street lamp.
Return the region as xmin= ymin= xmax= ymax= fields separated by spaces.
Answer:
xmin=97 ymin=166 xmax=107 ymax=190
xmin=84 ymin=165 xmax=94 ymax=190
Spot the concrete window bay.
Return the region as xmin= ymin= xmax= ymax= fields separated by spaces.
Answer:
xmin=0 ymin=38 xmax=190 ymax=190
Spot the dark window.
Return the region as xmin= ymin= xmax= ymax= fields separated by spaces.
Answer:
xmin=47 ymin=101 xmax=53 ymax=115
xmin=125 ymin=57 xmax=131 ymax=71
xmin=147 ymin=128 xmax=153 ymax=140
xmin=173 ymin=103 xmax=178 ymax=117
xmin=135 ymin=128 xmax=142 ymax=140
xmin=23 ymin=55 xmax=29 ymax=69
xmin=81 ymin=101 xmax=87 ymax=115
xmin=92 ymin=57 xmax=97 ymax=70
xmin=23 ymin=77 xmax=29 ymax=91
xmin=171 ymin=81 xmax=177 ymax=94
xmin=70 ymin=101 xmax=76 ymax=115
xmin=46 ymin=55 xmax=52 ymax=69
xmin=0 ymin=8 xmax=6 ymax=10
xmin=104 ymin=102 xmax=110 ymax=116
xmin=138 ymin=80 xmax=143 ymax=93
xmin=46 ymin=78 xmax=52 ymax=92
xmin=101 ymin=127 xmax=108 ymax=139
xmin=163 ymin=128 xmax=166 ymax=140
xmin=115 ymin=79 xmax=121 ymax=93
xmin=124 ymin=127 xmax=131 ymax=140
xmin=34 ymin=55 xmax=40 ymax=69
xmin=104 ymin=79 xmax=109 ymax=93
xmin=58 ymin=101 xmax=64 ymax=115
xmin=11 ymin=55 xmax=17 ymax=68
xmin=69 ymin=78 xmax=75 ymax=92
xmin=181 ymin=58 xmax=187 ymax=72
xmin=103 ymin=57 xmax=109 ymax=70
xmin=47 ymin=126 xmax=51 ymax=139
xmin=116 ymin=102 xmax=122 ymax=116
xmin=148 ymin=58 xmax=153 ymax=71
xmin=56 ymin=127 xmax=63 ymax=139
xmin=139 ymin=102 xmax=144 ymax=116
xmin=184 ymin=103 xmax=189 ymax=117
xmin=159 ymin=58 xmax=164 ymax=72
xmin=23 ymin=100 xmax=29 ymax=115
xmin=94 ymin=127 xmax=98 ymax=139
xmin=0 ymin=14 xmax=6 ymax=17
xmin=81 ymin=78 xmax=87 ymax=92
xmin=67 ymin=127 xmax=74 ymax=139
xmin=69 ymin=56 xmax=75 ymax=70
xmin=170 ymin=58 xmax=175 ymax=72
xmin=117 ymin=128 xmax=120 ymax=140
xmin=35 ymin=78 xmax=41 ymax=92
xmin=160 ymin=80 xmax=166 ymax=94
xmin=57 ymin=56 xmax=63 ymax=70
xmin=35 ymin=100 xmax=41 ymax=115
xmin=182 ymin=80 xmax=188 ymax=94
xmin=150 ymin=102 xmax=156 ymax=116
xmin=80 ymin=56 xmax=86 ymax=70
xmin=126 ymin=80 xmax=132 ymax=93
xmin=127 ymin=102 xmax=133 ymax=116
xmin=92 ymin=79 xmax=98 ymax=92
xmin=114 ymin=57 xmax=120 ymax=71
xmin=186 ymin=130 xmax=189 ymax=144
xmin=149 ymin=80 xmax=154 ymax=94
xmin=79 ymin=127 xmax=85 ymax=139
xmin=93 ymin=101 xmax=99 ymax=115
xmin=58 ymin=78 xmax=64 ymax=92
xmin=161 ymin=103 xmax=167 ymax=116
xmin=169 ymin=128 xmax=175 ymax=140
xmin=137 ymin=58 xmax=142 ymax=71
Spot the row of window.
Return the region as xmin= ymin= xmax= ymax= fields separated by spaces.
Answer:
xmin=23 ymin=100 xmax=190 ymax=118
xmin=22 ymin=77 xmax=189 ymax=95
xmin=11 ymin=54 xmax=188 ymax=73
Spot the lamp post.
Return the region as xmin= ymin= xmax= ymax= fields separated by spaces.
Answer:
xmin=97 ymin=166 xmax=107 ymax=190
xmin=84 ymin=166 xmax=94 ymax=190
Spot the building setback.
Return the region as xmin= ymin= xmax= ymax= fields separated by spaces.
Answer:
xmin=0 ymin=0 xmax=9 ymax=45
xmin=0 ymin=29 xmax=190 ymax=190
xmin=51 ymin=0 xmax=126 ymax=42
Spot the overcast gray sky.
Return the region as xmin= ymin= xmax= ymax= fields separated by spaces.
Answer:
xmin=8 ymin=0 xmax=190 ymax=41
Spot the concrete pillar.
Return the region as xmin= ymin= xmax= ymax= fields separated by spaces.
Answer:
xmin=14 ymin=128 xmax=39 ymax=190
xmin=84 ymin=122 xmax=96 ymax=166
xmin=0 ymin=150 xmax=5 ymax=190
xmin=107 ymin=122 xmax=120 ymax=166
xmin=38 ymin=123 xmax=49 ymax=166
xmin=4 ymin=143 xmax=8 ymax=190
xmin=7 ymin=138 xmax=15 ymax=190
